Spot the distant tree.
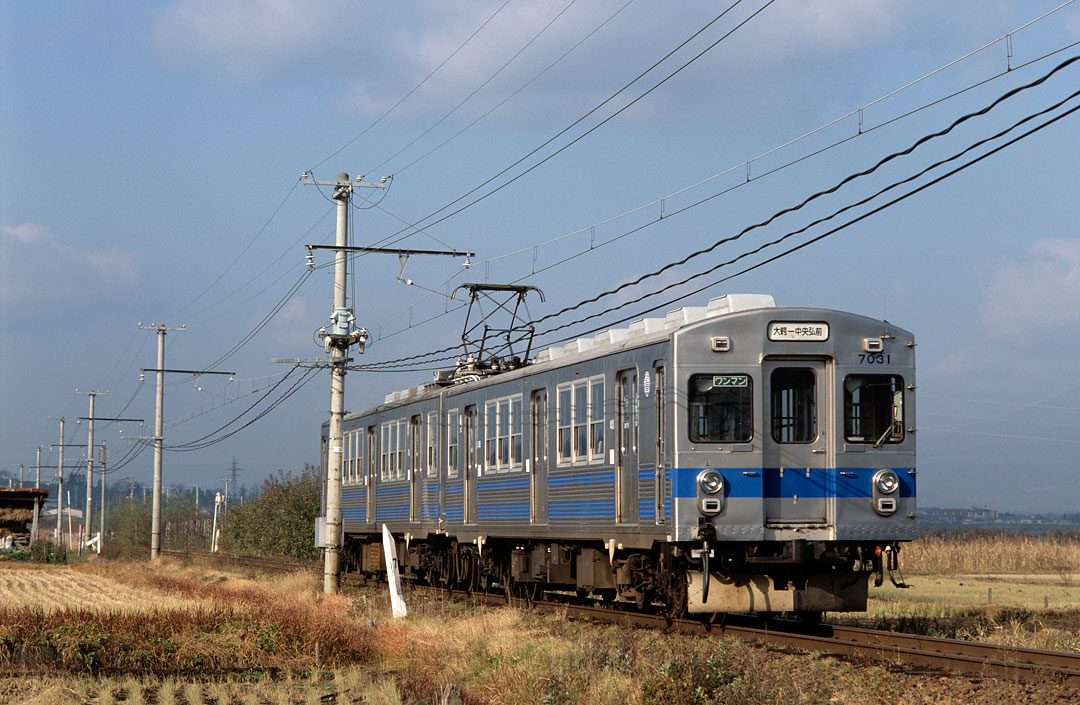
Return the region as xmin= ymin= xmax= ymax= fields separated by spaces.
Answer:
xmin=107 ymin=495 xmax=210 ymax=552
xmin=220 ymin=465 xmax=321 ymax=561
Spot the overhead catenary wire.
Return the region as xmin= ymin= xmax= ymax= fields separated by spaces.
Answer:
xmin=350 ymin=67 xmax=1080 ymax=372
xmin=356 ymin=9 xmax=1080 ymax=346
xmin=528 ymin=54 xmax=1080 ymax=329
xmin=532 ymin=92 xmax=1080 ymax=349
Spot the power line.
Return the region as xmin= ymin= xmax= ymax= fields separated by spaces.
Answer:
xmin=352 ymin=68 xmax=1080 ymax=371
xmin=373 ymin=0 xmax=766 ymax=244
xmin=386 ymin=0 xmax=637 ymax=178
xmin=309 ymin=0 xmax=516 ymax=172
xmin=533 ymin=91 xmax=1080 ymax=348
xmin=169 ymin=177 xmax=302 ymax=318
xmin=358 ymin=17 xmax=1080 ymax=345
xmin=528 ymin=54 xmax=1080 ymax=329
xmin=367 ymin=0 xmax=582 ymax=175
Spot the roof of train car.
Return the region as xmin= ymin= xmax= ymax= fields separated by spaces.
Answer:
xmin=335 ymin=294 xmax=910 ymax=425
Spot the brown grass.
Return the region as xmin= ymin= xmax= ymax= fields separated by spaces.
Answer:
xmin=0 ymin=561 xmax=370 ymax=675
xmin=901 ymin=533 xmax=1080 ymax=575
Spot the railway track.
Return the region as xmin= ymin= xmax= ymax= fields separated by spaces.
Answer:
xmin=156 ymin=549 xmax=1080 ymax=686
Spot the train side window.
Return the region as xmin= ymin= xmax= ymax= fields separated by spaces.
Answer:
xmin=771 ymin=368 xmax=817 ymax=443
xmin=410 ymin=415 xmax=422 ymax=478
xmin=512 ymin=396 xmax=523 ymax=466
xmin=446 ymin=410 xmax=460 ymax=478
xmin=590 ymin=379 xmax=605 ymax=458
xmin=574 ymin=383 xmax=588 ymax=459
xmin=557 ymin=385 xmax=572 ymax=463
xmin=367 ymin=426 xmax=377 ymax=484
xmin=688 ymin=374 xmax=753 ymax=443
xmin=343 ymin=431 xmax=352 ymax=484
xmin=358 ymin=429 xmax=367 ymax=483
xmin=484 ymin=395 xmax=524 ymax=472
xmin=426 ymin=411 xmax=439 ymax=475
xmin=380 ymin=423 xmax=390 ymax=480
xmin=844 ymin=374 xmax=904 ymax=445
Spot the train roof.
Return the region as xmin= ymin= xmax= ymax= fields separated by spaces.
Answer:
xmin=341 ymin=294 xmax=910 ymax=422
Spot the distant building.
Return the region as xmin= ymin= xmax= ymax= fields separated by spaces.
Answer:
xmin=0 ymin=487 xmax=49 ymax=548
xmin=921 ymin=506 xmax=999 ymax=525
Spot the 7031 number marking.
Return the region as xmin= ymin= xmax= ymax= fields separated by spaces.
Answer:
xmin=857 ymin=353 xmax=891 ymax=364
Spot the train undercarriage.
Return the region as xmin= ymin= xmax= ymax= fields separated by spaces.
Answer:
xmin=342 ymin=534 xmax=902 ymax=618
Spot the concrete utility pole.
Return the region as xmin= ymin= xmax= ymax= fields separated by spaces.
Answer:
xmin=77 ymin=389 xmax=107 ymax=547
xmin=138 ymin=323 xmax=232 ymax=561
xmin=298 ymin=171 xmax=472 ymax=595
xmin=35 ymin=447 xmax=41 ymax=489
xmin=99 ymin=443 xmax=106 ymax=552
xmin=50 ymin=417 xmax=65 ymax=545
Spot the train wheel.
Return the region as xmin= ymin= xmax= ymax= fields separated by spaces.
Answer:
xmin=665 ymin=573 xmax=688 ymax=619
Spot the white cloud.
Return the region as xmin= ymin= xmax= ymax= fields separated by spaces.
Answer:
xmin=983 ymin=238 xmax=1080 ymax=337
xmin=151 ymin=0 xmax=351 ymax=81
xmin=0 ymin=223 xmax=144 ymax=321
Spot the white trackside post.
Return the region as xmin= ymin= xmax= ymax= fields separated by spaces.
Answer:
xmin=382 ymin=524 xmax=407 ymax=618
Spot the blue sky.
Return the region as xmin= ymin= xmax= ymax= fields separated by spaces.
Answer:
xmin=2 ymin=1 xmax=1079 ymax=511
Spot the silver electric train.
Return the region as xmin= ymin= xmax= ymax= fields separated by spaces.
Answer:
xmin=319 ymin=294 xmax=915 ymax=616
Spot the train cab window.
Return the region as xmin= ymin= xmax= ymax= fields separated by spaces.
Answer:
xmin=844 ymin=374 xmax=904 ymax=445
xmin=447 ymin=410 xmax=460 ymax=478
xmin=688 ymin=374 xmax=753 ymax=443
xmin=771 ymin=368 xmax=816 ymax=443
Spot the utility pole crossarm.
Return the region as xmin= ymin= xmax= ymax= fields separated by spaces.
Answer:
xmin=306 ymin=244 xmax=475 ymax=258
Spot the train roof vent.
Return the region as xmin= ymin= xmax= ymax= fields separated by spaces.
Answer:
xmin=534 ymin=346 xmax=565 ymax=363
xmin=384 ymin=391 xmax=399 ymax=404
xmin=593 ymin=328 xmax=629 ymax=346
xmin=665 ymin=306 xmax=708 ymax=329
xmin=627 ymin=317 xmax=666 ymax=338
xmin=563 ymin=338 xmax=594 ymax=355
xmin=706 ymin=293 xmax=776 ymax=317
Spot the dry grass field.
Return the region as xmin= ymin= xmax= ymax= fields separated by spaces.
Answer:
xmin=1 ymin=534 xmax=1079 ymax=704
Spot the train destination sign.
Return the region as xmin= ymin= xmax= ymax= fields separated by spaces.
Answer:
xmin=768 ymin=322 xmax=829 ymax=342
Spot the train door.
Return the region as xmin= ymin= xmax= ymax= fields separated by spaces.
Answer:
xmin=762 ymin=359 xmax=830 ymax=525
xmin=654 ymin=365 xmax=667 ymax=524
xmin=366 ymin=426 xmax=377 ymax=522
xmin=615 ymin=369 xmax=639 ymax=524
xmin=464 ymin=405 xmax=478 ymax=524
xmin=530 ymin=389 xmax=548 ymax=524
xmin=409 ymin=415 xmax=422 ymax=522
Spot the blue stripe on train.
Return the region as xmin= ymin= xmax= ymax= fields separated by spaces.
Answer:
xmin=549 ymin=499 xmax=615 ymax=520
xmin=672 ymin=467 xmax=915 ymax=499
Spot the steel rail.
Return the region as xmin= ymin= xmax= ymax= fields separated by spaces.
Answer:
xmin=151 ymin=549 xmax=1080 ymax=685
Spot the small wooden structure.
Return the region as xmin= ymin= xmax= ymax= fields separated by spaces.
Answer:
xmin=0 ymin=487 xmax=49 ymax=549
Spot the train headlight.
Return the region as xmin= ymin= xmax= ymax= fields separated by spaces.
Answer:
xmin=874 ymin=469 xmax=899 ymax=495
xmin=698 ymin=469 xmax=724 ymax=495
